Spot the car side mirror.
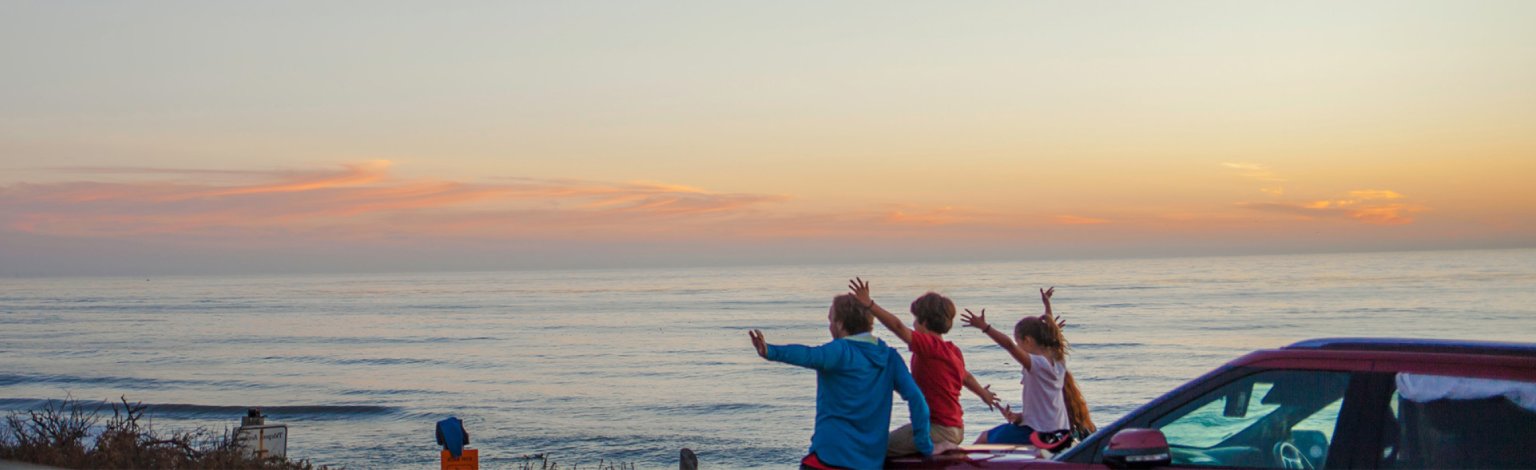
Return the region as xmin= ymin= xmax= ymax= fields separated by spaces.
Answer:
xmin=1103 ymin=428 xmax=1171 ymax=469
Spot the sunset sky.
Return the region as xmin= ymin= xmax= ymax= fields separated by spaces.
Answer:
xmin=3 ymin=1 xmax=1534 ymax=276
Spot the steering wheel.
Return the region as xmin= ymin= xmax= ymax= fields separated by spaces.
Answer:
xmin=1273 ymin=441 xmax=1313 ymax=470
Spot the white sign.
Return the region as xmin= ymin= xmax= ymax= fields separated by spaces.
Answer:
xmin=235 ymin=424 xmax=288 ymax=460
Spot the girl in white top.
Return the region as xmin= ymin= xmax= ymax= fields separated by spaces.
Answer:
xmin=961 ymin=287 xmax=1095 ymax=450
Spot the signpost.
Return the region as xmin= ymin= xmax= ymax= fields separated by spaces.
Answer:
xmin=235 ymin=409 xmax=288 ymax=460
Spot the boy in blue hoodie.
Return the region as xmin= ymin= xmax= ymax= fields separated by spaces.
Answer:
xmin=749 ymin=293 xmax=937 ymax=469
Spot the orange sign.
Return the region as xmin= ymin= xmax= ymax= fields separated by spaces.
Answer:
xmin=441 ymin=449 xmax=479 ymax=470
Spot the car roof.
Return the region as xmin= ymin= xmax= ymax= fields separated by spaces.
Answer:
xmin=1284 ymin=337 xmax=1536 ymax=358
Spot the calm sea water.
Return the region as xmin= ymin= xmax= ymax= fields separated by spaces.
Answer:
xmin=2 ymin=249 xmax=1534 ymax=468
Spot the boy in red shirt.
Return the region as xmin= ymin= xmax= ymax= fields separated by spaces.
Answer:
xmin=850 ymin=278 xmax=1001 ymax=456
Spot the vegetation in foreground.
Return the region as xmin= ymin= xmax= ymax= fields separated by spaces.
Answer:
xmin=517 ymin=454 xmax=636 ymax=470
xmin=0 ymin=396 xmax=317 ymax=469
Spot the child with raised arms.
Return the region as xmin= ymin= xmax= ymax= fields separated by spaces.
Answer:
xmin=960 ymin=287 xmax=1095 ymax=452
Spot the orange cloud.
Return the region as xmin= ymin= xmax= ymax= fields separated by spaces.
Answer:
xmin=2 ymin=162 xmax=1448 ymax=253
xmin=884 ymin=206 xmax=967 ymax=226
xmin=208 ymin=160 xmax=393 ymax=196
xmin=1239 ymin=189 xmax=1426 ymax=225
xmin=1348 ymin=204 xmax=1420 ymax=225
xmin=1054 ymin=215 xmax=1111 ymax=225
xmin=0 ymin=162 xmax=787 ymax=240
xmin=1347 ymin=189 xmax=1403 ymax=200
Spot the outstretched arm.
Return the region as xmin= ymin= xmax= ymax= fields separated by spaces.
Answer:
xmin=749 ymin=329 xmax=838 ymax=371
xmin=961 ymin=309 xmax=1034 ymax=370
xmin=962 ymin=372 xmax=1000 ymax=411
xmin=849 ymin=277 xmax=912 ymax=344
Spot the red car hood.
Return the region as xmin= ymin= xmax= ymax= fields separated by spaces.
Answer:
xmin=887 ymin=444 xmax=1071 ymax=469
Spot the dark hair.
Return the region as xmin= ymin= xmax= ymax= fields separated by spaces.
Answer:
xmin=831 ymin=294 xmax=873 ymax=335
xmin=1014 ymin=316 xmax=1065 ymax=361
xmin=909 ymin=292 xmax=956 ymax=334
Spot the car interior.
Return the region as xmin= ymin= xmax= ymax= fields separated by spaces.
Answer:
xmin=1380 ymin=378 xmax=1536 ymax=469
xmin=1152 ymin=371 xmax=1348 ymax=469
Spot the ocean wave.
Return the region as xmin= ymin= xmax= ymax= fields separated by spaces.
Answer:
xmin=646 ymin=402 xmax=776 ymax=416
xmin=0 ymin=398 xmax=398 ymax=420
xmin=256 ymin=355 xmax=494 ymax=368
xmin=221 ymin=335 xmax=501 ymax=345
xmin=1075 ymin=342 xmax=1146 ymax=350
xmin=1199 ymin=323 xmax=1297 ymax=331
xmin=0 ymin=373 xmax=277 ymax=390
xmin=1090 ymin=303 xmax=1139 ymax=309
xmin=717 ymin=299 xmax=799 ymax=306
xmin=403 ymin=304 xmax=484 ymax=310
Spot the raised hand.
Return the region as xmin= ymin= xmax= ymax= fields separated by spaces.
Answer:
xmin=1040 ymin=286 xmax=1055 ymax=316
xmin=749 ymin=329 xmax=768 ymax=359
xmin=960 ymin=308 xmax=989 ymax=331
xmin=848 ymin=277 xmax=873 ymax=307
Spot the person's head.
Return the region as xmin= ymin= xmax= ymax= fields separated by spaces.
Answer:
xmin=909 ymin=292 xmax=956 ymax=335
xmin=1015 ymin=315 xmax=1067 ymax=361
xmin=827 ymin=293 xmax=873 ymax=339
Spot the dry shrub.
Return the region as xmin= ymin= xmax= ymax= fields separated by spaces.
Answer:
xmin=517 ymin=454 xmax=636 ymax=470
xmin=1 ymin=396 xmax=318 ymax=469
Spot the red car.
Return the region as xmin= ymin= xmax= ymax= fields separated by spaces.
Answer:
xmin=889 ymin=338 xmax=1536 ymax=469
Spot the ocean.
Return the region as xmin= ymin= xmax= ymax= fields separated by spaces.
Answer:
xmin=2 ymin=249 xmax=1533 ymax=468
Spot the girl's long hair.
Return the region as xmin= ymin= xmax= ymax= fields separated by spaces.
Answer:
xmin=1063 ymin=371 xmax=1096 ymax=437
xmin=1016 ymin=315 xmax=1097 ymax=437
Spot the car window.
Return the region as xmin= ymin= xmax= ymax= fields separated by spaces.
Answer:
xmin=1150 ymin=370 xmax=1350 ymax=469
xmin=1379 ymin=373 xmax=1536 ymax=469
xmin=1159 ymin=382 xmax=1282 ymax=448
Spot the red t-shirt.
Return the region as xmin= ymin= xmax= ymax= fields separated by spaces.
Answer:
xmin=909 ymin=330 xmax=966 ymax=428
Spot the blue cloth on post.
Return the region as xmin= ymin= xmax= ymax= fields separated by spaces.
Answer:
xmin=435 ymin=417 xmax=469 ymax=458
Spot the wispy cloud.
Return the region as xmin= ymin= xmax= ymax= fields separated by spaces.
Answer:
xmin=1347 ymin=189 xmax=1403 ymax=200
xmin=884 ymin=206 xmax=968 ymax=226
xmin=1239 ymin=189 xmax=1425 ymax=225
xmin=1054 ymin=215 xmax=1111 ymax=225
xmin=1224 ymin=162 xmax=1288 ymax=198
xmin=208 ymin=160 xmax=392 ymax=196
xmin=0 ymin=161 xmax=788 ymax=240
xmin=1 ymin=161 xmax=1443 ymax=258
xmin=1223 ymin=162 xmax=1287 ymax=183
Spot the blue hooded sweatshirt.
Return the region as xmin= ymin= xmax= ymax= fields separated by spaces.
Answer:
xmin=766 ymin=334 xmax=932 ymax=470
